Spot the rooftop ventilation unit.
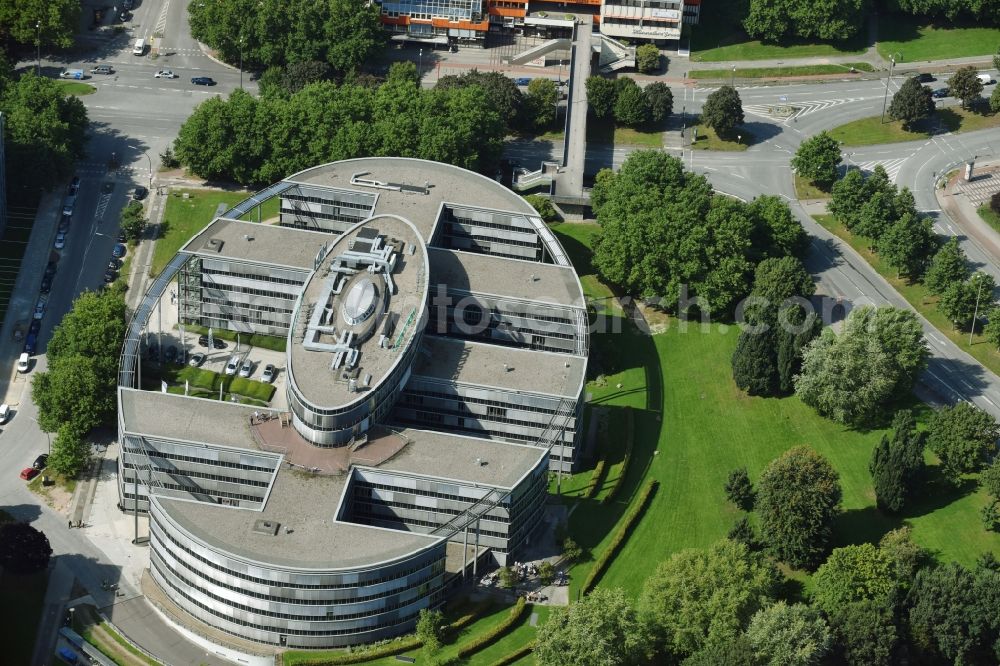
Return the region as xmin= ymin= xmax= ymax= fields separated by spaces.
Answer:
xmin=206 ymin=238 xmax=225 ymax=253
xmin=252 ymin=520 xmax=280 ymax=536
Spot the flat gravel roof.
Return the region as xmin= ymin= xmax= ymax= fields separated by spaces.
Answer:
xmin=287 ymin=158 xmax=539 ymax=242
xmin=181 ymin=217 xmax=330 ymax=270
xmin=428 ymin=247 xmax=585 ymax=308
xmin=157 ymin=468 xmax=440 ymax=570
xmin=413 ymin=336 xmax=586 ymax=398
xmin=120 ymin=389 xmax=269 ymax=449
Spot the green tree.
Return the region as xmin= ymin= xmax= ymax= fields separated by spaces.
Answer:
xmin=47 ymin=422 xmax=90 ymax=477
xmin=980 ymin=459 xmax=1000 ymax=501
xmin=829 ymin=168 xmax=869 ymax=231
xmin=725 ymin=467 xmax=755 ymax=510
xmin=539 ymin=560 xmax=556 ymax=586
xmin=795 ymin=306 xmax=928 ymax=427
xmin=813 ymin=544 xmax=898 ymax=614
xmin=31 ymin=355 xmax=111 ymax=436
xmin=524 ymin=194 xmax=558 ymax=222
xmin=991 ymin=85 xmax=1000 ymax=113
xmin=525 ymin=77 xmax=558 ymax=129
xmin=869 ymin=409 xmax=926 ymax=513
xmin=749 ymin=195 xmax=808 ymax=258
xmin=938 ymin=272 xmax=995 ymax=330
xmin=0 ymin=0 xmax=80 ymax=49
xmin=0 ymin=522 xmax=52 ymax=575
xmin=791 ymin=131 xmax=842 ymax=186
xmin=636 ymin=43 xmax=661 ymax=73
xmin=732 ymin=329 xmax=778 ymax=396
xmin=746 ymin=601 xmax=832 ymax=666
xmin=682 ymin=635 xmax=759 ymax=666
xmin=120 ymin=201 xmax=147 ymax=243
xmin=498 ymin=566 xmax=517 ymax=589
xmin=45 ymin=288 xmax=126 ymax=380
xmin=853 ymin=190 xmax=894 ymax=242
xmin=889 ymin=76 xmax=936 ymax=129
xmin=877 ymin=213 xmax=937 ymax=279
xmin=827 ymin=599 xmax=900 ymax=666
xmin=613 ymin=78 xmax=649 ymax=128
xmin=746 ymin=256 xmax=815 ymax=319
xmin=757 ymin=447 xmax=841 ymax=569
xmin=924 ymin=237 xmax=970 ymax=296
xmin=644 ymin=82 xmax=673 ymax=123
xmin=585 ymin=76 xmax=617 ymax=119
xmin=416 ymin=608 xmax=444 ymax=655
xmin=926 ymin=402 xmax=1000 ymax=484
xmin=987 ymin=306 xmax=1000 ymax=350
xmin=907 ymin=562 xmax=1000 ymax=664
xmin=948 ymin=65 xmax=985 ymax=109
xmin=879 ymin=526 xmax=926 ymax=585
xmin=562 ymin=537 xmax=582 ymax=562
xmin=728 ymin=515 xmax=758 ymax=551
xmin=436 ymin=69 xmax=524 ymax=130
xmin=701 ymin=85 xmax=744 ymax=137
xmin=744 ymin=0 xmax=868 ymax=41
xmin=638 ymin=539 xmax=780 ymax=657
xmin=536 ymin=588 xmax=649 ymax=666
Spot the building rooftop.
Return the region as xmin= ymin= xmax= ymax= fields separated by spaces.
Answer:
xmin=286 ymin=158 xmax=540 ymax=242
xmin=181 ymin=217 xmax=330 ymax=270
xmin=372 ymin=428 xmax=546 ymax=488
xmin=156 ymin=468 xmax=441 ymax=570
xmin=119 ymin=389 xmax=270 ymax=449
xmin=413 ymin=336 xmax=586 ymax=398
xmin=428 ymin=247 xmax=585 ymax=308
xmin=288 ymin=216 xmax=428 ymax=409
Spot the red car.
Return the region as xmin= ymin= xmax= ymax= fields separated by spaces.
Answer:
xmin=19 ymin=467 xmax=39 ymax=481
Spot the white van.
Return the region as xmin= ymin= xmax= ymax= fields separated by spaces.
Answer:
xmin=132 ymin=38 xmax=146 ymax=56
xmin=977 ymin=73 xmax=995 ymax=85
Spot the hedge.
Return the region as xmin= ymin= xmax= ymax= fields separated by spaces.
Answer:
xmin=601 ymin=407 xmax=634 ymax=505
xmin=487 ymin=642 xmax=535 ymax=666
xmin=455 ymin=598 xmax=527 ymax=659
xmin=170 ymin=367 xmax=276 ymax=402
xmin=581 ymin=478 xmax=659 ymax=595
xmin=184 ymin=323 xmax=287 ymax=352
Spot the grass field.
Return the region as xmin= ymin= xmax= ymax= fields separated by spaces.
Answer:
xmin=979 ymin=205 xmax=1000 ymax=234
xmin=877 ymin=15 xmax=1000 ymax=61
xmin=691 ymin=124 xmax=750 ymax=151
xmin=831 ymin=107 xmax=1000 ymax=146
xmin=586 ymin=117 xmax=664 ymax=148
xmin=793 ymin=173 xmax=833 ymax=200
xmin=55 ymin=80 xmax=96 ymax=95
xmin=814 ymin=213 xmax=1000 ymax=380
xmin=690 ymin=63 xmax=871 ymax=79
xmin=550 ymin=222 xmax=1000 ymax=602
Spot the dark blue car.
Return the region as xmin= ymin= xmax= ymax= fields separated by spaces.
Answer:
xmin=191 ymin=76 xmax=216 ymax=86
xmin=112 ymin=243 xmax=127 ymax=258
xmin=515 ymin=77 xmax=531 ymax=86
xmin=23 ymin=332 xmax=37 ymax=355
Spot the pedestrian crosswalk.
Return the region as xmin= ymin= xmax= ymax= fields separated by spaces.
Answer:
xmin=850 ymin=157 xmax=908 ymax=183
xmin=742 ymin=98 xmax=866 ymax=124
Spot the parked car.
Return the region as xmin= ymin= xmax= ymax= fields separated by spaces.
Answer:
xmin=20 ymin=468 xmax=39 ymax=481
xmin=32 ymin=454 xmax=49 ymax=470
xmin=132 ymin=186 xmax=148 ymax=201
xmin=932 ymin=87 xmax=950 ymax=98
xmin=108 ymin=258 xmax=122 ymax=270
xmin=29 ymin=319 xmax=41 ymax=336
xmin=104 ymin=269 xmax=117 ymax=283
xmin=39 ymin=275 xmax=52 ymax=294
xmin=191 ymin=76 xmax=216 ymax=86
xmin=198 ymin=334 xmax=227 ymax=349
xmin=225 ymin=356 xmax=240 ymax=375
xmin=915 ymin=73 xmax=935 ymax=83
xmin=117 ymin=230 xmax=127 ymax=243
xmin=58 ymin=215 xmax=71 ymax=233
xmin=189 ymin=352 xmax=206 ymax=367
xmin=515 ymin=77 xmax=531 ymax=86
xmin=44 ymin=261 xmax=58 ymax=278
xmin=112 ymin=243 xmax=127 ymax=258
xmin=261 ymin=364 xmax=276 ymax=383
xmin=239 ymin=358 xmax=254 ymax=378
xmin=154 ymin=70 xmax=178 ymax=79
xmin=68 ymin=177 xmax=80 ymax=195
xmin=23 ymin=332 xmax=37 ymax=355
xmin=164 ymin=346 xmax=177 ymax=363
xmin=33 ymin=299 xmax=46 ymax=320
xmin=977 ymin=73 xmax=995 ymax=85
xmin=54 ymin=232 xmax=66 ymax=249
xmin=0 ymin=404 xmax=10 ymax=424
xmin=17 ymin=353 xmax=30 ymax=373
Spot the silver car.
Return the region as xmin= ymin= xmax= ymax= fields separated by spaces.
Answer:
xmin=224 ymin=355 xmax=240 ymax=375
xmin=238 ymin=359 xmax=254 ymax=378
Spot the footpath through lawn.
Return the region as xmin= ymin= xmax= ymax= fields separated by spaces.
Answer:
xmin=552 ymin=222 xmax=1000 ymax=601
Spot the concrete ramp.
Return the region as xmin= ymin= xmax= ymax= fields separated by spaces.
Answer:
xmin=506 ymin=39 xmax=572 ymax=66
xmin=596 ymin=35 xmax=635 ymax=73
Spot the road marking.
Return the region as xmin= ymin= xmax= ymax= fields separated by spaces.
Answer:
xmin=851 ymin=157 xmax=908 ymax=183
xmin=154 ymin=0 xmax=171 ymax=39
xmin=94 ymin=193 xmax=112 ymax=222
xmin=742 ymin=98 xmax=866 ymax=124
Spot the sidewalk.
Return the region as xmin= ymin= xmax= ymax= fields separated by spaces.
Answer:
xmin=938 ymin=161 xmax=1000 ymax=263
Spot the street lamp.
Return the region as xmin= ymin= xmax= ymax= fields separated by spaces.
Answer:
xmin=35 ymin=21 xmax=41 ymax=75
xmin=731 ymin=65 xmax=736 ymax=87
xmin=970 ymin=271 xmax=987 ymax=344
xmin=880 ymin=52 xmax=902 ymax=124
xmin=238 ymin=36 xmax=245 ymax=90
xmin=418 ymin=49 xmax=424 ymax=79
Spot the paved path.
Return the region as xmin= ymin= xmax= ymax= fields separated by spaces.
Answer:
xmin=556 ymin=19 xmax=592 ymax=199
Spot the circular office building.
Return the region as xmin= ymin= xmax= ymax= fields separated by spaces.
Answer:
xmin=116 ymin=158 xmax=589 ymax=649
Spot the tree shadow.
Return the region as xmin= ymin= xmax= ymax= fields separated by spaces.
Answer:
xmin=739 ymin=121 xmax=783 ymax=145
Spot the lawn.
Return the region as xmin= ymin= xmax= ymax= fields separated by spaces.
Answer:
xmin=586 ymin=117 xmax=664 ymax=148
xmin=550 ymin=223 xmax=1000 ymax=602
xmin=979 ymin=205 xmax=1000 ymax=234
xmin=55 ymin=80 xmax=96 ymax=95
xmin=690 ymin=63 xmax=871 ymax=79
xmin=689 ymin=6 xmax=865 ymax=62
xmin=691 ymin=124 xmax=749 ymax=151
xmin=814 ymin=213 xmax=1000 ymax=381
xmin=0 ymin=569 xmax=50 ymax=664
xmin=153 ymin=189 xmax=281 ymax=276
xmin=793 ymin=173 xmax=832 ymax=200
xmin=830 ymin=107 xmax=1000 ymax=146
xmin=877 ymin=14 xmax=1000 ymax=61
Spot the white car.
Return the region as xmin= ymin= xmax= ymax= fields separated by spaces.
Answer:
xmin=0 ymin=404 xmax=10 ymax=424
xmin=54 ymin=232 xmax=66 ymax=249
xmin=224 ymin=355 xmax=240 ymax=375
xmin=154 ymin=70 xmax=177 ymax=79
xmin=16 ymin=353 xmax=30 ymax=373
xmin=261 ymin=364 xmax=276 ymax=383
xmin=238 ymin=359 xmax=253 ymax=378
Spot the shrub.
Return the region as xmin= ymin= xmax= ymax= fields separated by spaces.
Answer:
xmin=487 ymin=642 xmax=534 ymax=666
xmin=581 ymin=479 xmax=659 ymax=594
xmin=991 ymin=191 xmax=1000 ymax=215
